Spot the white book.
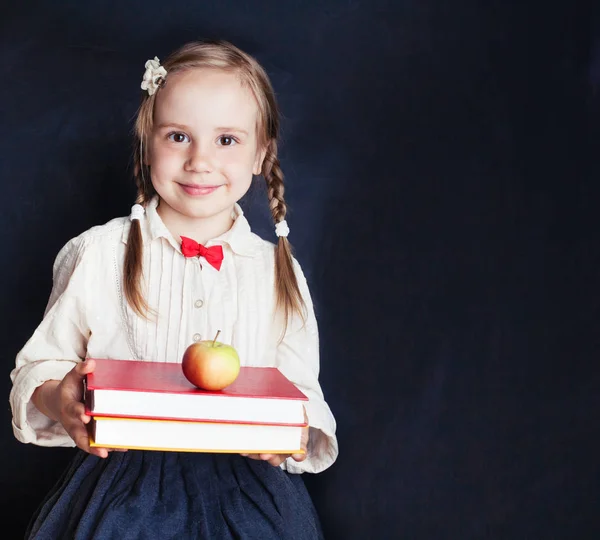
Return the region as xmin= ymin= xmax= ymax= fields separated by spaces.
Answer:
xmin=90 ymin=417 xmax=306 ymax=454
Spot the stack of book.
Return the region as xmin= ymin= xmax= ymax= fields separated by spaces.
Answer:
xmin=84 ymin=358 xmax=308 ymax=454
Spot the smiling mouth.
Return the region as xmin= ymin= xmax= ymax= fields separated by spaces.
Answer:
xmin=178 ymin=184 xmax=223 ymax=196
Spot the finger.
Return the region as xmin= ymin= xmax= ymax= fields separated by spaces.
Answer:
xmin=68 ymin=417 xmax=108 ymax=459
xmin=64 ymin=359 xmax=95 ymax=386
xmin=75 ymin=358 xmax=96 ymax=377
xmin=243 ymin=453 xmax=286 ymax=466
xmin=268 ymin=455 xmax=287 ymax=467
xmin=107 ymin=448 xmax=128 ymax=453
xmin=293 ymin=428 xmax=309 ymax=462
xmin=77 ymin=404 xmax=92 ymax=425
xmin=66 ymin=401 xmax=89 ymax=424
xmin=62 ymin=359 xmax=95 ymax=390
xmin=291 ymin=452 xmax=307 ymax=462
xmin=90 ymin=447 xmax=109 ymax=458
xmin=301 ymin=426 xmax=309 ymax=451
xmin=71 ymin=427 xmax=107 ymax=458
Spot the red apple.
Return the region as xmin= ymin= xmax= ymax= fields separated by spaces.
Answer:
xmin=181 ymin=331 xmax=240 ymax=391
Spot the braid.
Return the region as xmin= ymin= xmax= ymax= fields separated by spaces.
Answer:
xmin=264 ymin=146 xmax=287 ymax=221
xmin=133 ymin=135 xmax=156 ymax=204
xmin=263 ymin=141 xmax=306 ymax=330
xmin=124 ymin=136 xmax=156 ymax=319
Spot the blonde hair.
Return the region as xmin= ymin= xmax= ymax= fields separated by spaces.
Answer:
xmin=125 ymin=39 xmax=305 ymax=328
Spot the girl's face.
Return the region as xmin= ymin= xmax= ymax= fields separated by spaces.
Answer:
xmin=148 ymin=68 xmax=265 ymax=232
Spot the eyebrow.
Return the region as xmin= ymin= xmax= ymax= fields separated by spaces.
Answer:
xmin=215 ymin=127 xmax=249 ymax=136
xmin=155 ymin=123 xmax=248 ymax=136
xmin=155 ymin=122 xmax=190 ymax=131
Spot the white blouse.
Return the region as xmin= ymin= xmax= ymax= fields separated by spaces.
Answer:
xmin=9 ymin=198 xmax=338 ymax=474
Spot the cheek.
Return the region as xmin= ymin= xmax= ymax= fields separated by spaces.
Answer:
xmin=150 ymin=147 xmax=183 ymax=172
xmin=218 ymin=148 xmax=259 ymax=177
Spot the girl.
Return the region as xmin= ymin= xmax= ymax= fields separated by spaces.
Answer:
xmin=10 ymin=40 xmax=338 ymax=539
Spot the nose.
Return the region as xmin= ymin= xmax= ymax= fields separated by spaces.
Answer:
xmin=184 ymin=141 xmax=213 ymax=173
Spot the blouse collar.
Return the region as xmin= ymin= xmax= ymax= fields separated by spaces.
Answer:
xmin=123 ymin=197 xmax=259 ymax=257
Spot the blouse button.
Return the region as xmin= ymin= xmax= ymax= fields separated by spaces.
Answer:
xmin=192 ymin=333 xmax=202 ymax=342
xmin=194 ymin=299 xmax=204 ymax=308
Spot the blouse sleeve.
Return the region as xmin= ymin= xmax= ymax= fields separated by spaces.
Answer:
xmin=276 ymin=259 xmax=338 ymax=474
xmin=9 ymin=235 xmax=90 ymax=447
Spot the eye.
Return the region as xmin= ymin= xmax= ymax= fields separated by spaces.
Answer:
xmin=167 ymin=132 xmax=190 ymax=143
xmin=217 ymin=135 xmax=237 ymax=146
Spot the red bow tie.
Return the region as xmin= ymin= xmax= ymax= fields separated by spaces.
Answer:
xmin=180 ymin=237 xmax=224 ymax=270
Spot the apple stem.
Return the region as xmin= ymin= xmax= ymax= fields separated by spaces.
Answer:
xmin=212 ymin=330 xmax=221 ymax=347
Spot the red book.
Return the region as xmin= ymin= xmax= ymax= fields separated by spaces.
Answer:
xmin=85 ymin=358 xmax=308 ymax=426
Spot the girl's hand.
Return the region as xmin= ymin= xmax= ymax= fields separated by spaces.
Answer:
xmin=33 ymin=359 xmax=126 ymax=459
xmin=241 ymin=407 xmax=309 ymax=467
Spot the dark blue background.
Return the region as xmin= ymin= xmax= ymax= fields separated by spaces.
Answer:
xmin=2 ymin=1 xmax=599 ymax=538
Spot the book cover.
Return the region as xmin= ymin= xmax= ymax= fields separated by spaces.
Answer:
xmin=86 ymin=358 xmax=307 ymax=398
